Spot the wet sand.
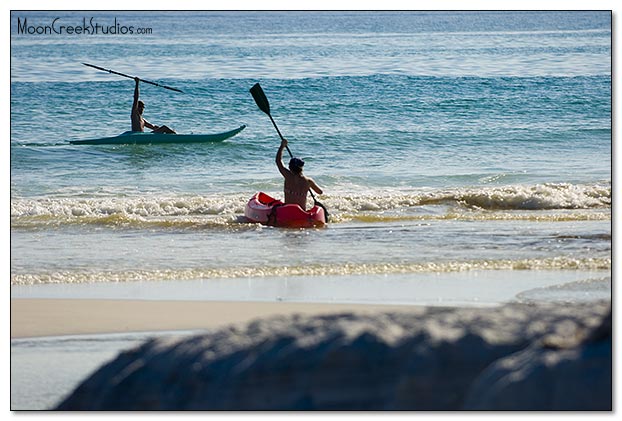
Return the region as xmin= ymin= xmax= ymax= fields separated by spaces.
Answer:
xmin=10 ymin=298 xmax=413 ymax=339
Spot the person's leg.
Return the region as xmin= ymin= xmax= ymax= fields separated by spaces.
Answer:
xmin=153 ymin=125 xmax=176 ymax=134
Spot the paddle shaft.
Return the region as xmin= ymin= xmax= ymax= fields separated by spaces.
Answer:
xmin=82 ymin=63 xmax=183 ymax=93
xmin=267 ymin=114 xmax=293 ymax=158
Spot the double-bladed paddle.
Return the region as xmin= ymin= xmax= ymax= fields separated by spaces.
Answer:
xmin=83 ymin=62 xmax=183 ymax=93
xmin=250 ymin=82 xmax=330 ymax=222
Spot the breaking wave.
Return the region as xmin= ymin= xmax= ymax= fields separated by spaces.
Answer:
xmin=329 ymin=182 xmax=611 ymax=212
xmin=11 ymin=182 xmax=611 ymax=229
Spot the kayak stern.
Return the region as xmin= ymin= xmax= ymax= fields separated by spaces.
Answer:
xmin=244 ymin=192 xmax=326 ymax=228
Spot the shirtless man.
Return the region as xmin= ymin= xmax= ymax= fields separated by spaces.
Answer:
xmin=131 ymin=77 xmax=176 ymax=134
xmin=276 ymin=138 xmax=323 ymax=210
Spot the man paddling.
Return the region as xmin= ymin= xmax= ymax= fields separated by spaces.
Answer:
xmin=276 ymin=138 xmax=323 ymax=210
xmin=132 ymin=77 xmax=176 ymax=134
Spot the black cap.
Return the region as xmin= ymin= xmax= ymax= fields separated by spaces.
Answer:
xmin=289 ymin=157 xmax=305 ymax=172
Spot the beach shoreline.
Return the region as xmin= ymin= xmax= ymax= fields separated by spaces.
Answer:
xmin=11 ymin=270 xmax=611 ymax=339
xmin=10 ymin=298 xmax=421 ymax=339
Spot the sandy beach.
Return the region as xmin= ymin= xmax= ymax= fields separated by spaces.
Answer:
xmin=11 ymin=269 xmax=611 ymax=339
xmin=10 ymin=298 xmax=414 ymax=339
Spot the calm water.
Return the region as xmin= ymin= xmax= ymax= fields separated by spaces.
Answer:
xmin=10 ymin=11 xmax=611 ymax=289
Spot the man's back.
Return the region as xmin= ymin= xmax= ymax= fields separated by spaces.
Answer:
xmin=283 ymin=172 xmax=311 ymax=208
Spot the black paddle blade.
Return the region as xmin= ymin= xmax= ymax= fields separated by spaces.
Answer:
xmin=250 ymin=83 xmax=270 ymax=115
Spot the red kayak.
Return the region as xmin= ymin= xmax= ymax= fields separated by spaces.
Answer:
xmin=244 ymin=192 xmax=326 ymax=228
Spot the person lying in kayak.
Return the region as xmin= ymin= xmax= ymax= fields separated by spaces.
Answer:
xmin=276 ymin=138 xmax=323 ymax=210
xmin=131 ymin=77 xmax=176 ymax=134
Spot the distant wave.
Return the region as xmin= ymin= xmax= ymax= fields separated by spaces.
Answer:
xmin=11 ymin=182 xmax=611 ymax=229
xmin=11 ymin=256 xmax=611 ymax=286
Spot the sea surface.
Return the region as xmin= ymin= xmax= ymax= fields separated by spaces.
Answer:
xmin=9 ymin=10 xmax=612 ymax=410
xmin=11 ymin=11 xmax=611 ymax=293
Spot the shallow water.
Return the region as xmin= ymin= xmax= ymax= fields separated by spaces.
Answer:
xmin=11 ymin=330 xmax=193 ymax=410
xmin=11 ymin=270 xmax=611 ymax=306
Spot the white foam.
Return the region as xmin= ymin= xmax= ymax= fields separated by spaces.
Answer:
xmin=10 ymin=256 xmax=612 ymax=286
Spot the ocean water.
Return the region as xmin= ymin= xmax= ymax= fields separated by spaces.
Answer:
xmin=11 ymin=11 xmax=611 ymax=295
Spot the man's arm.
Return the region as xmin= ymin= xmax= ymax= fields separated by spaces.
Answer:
xmin=143 ymin=120 xmax=157 ymax=130
xmin=308 ymin=178 xmax=323 ymax=195
xmin=276 ymin=138 xmax=288 ymax=177
xmin=132 ymin=78 xmax=140 ymax=112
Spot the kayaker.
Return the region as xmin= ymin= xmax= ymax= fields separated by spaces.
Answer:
xmin=276 ymin=138 xmax=323 ymax=210
xmin=131 ymin=77 xmax=176 ymax=134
